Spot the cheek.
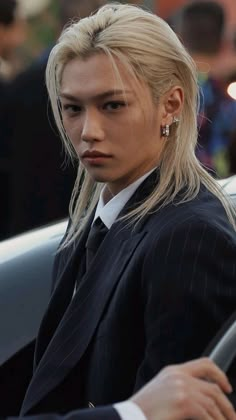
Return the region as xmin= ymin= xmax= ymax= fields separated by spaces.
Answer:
xmin=63 ymin=118 xmax=80 ymax=139
xmin=62 ymin=115 xmax=68 ymax=131
xmin=69 ymin=130 xmax=80 ymax=149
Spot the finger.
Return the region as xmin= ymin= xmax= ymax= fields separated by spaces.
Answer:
xmin=190 ymin=378 xmax=236 ymax=420
xmin=204 ymin=395 xmax=225 ymax=420
xmin=186 ymin=400 xmax=213 ymax=420
xmin=204 ymin=382 xmax=236 ymax=420
xmin=181 ymin=358 xmax=232 ymax=393
xmin=174 ymin=375 xmax=235 ymax=420
xmin=189 ymin=390 xmax=226 ymax=420
xmin=179 ymin=393 xmax=217 ymax=420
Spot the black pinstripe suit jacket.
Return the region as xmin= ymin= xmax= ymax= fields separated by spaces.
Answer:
xmin=19 ymin=170 xmax=236 ymax=418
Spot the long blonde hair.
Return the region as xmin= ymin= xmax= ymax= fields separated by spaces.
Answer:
xmin=46 ymin=2 xmax=236 ymax=248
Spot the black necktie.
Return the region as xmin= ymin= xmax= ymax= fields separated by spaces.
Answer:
xmin=85 ymin=217 xmax=108 ymax=268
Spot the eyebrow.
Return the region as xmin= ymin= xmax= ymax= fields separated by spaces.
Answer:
xmin=59 ymin=89 xmax=133 ymax=101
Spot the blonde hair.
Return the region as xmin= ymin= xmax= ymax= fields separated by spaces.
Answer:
xmin=46 ymin=2 xmax=236 ymax=248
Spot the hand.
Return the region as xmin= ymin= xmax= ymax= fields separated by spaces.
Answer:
xmin=131 ymin=357 xmax=236 ymax=420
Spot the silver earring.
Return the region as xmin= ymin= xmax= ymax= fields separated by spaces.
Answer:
xmin=161 ymin=124 xmax=170 ymax=137
xmin=173 ymin=116 xmax=180 ymax=124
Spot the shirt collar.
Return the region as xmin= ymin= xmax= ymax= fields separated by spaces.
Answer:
xmin=94 ymin=168 xmax=156 ymax=229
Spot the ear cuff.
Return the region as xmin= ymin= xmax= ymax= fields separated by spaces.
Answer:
xmin=161 ymin=124 xmax=170 ymax=137
xmin=161 ymin=116 xmax=180 ymax=138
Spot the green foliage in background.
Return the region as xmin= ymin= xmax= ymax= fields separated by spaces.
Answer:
xmin=19 ymin=0 xmax=146 ymax=68
xmin=21 ymin=0 xmax=59 ymax=65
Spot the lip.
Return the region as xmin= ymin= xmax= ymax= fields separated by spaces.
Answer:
xmin=81 ymin=150 xmax=112 ymax=165
xmin=82 ymin=150 xmax=112 ymax=158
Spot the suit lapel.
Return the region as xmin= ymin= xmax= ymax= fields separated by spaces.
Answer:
xmin=33 ymin=213 xmax=94 ymax=368
xmin=21 ymin=223 xmax=145 ymax=415
xmin=21 ymin=170 xmax=159 ymax=415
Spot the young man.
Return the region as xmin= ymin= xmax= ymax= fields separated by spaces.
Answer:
xmin=6 ymin=4 xmax=236 ymax=419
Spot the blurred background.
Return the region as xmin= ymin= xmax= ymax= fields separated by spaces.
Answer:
xmin=1 ymin=0 xmax=151 ymax=77
xmin=1 ymin=0 xmax=236 ymax=241
xmin=5 ymin=0 xmax=235 ymax=78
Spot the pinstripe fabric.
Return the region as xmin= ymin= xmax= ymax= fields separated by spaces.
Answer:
xmin=20 ymin=171 xmax=236 ymax=418
xmin=9 ymin=406 xmax=120 ymax=420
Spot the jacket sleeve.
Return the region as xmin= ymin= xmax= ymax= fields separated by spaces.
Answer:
xmin=6 ymin=406 xmax=120 ymax=420
xmin=134 ymin=219 xmax=236 ymax=391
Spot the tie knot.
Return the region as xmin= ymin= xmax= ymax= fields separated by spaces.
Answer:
xmin=86 ymin=217 xmax=108 ymax=256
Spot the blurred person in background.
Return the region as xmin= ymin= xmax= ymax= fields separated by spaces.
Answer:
xmin=0 ymin=0 xmax=27 ymax=80
xmin=229 ymin=130 xmax=236 ymax=174
xmin=224 ymin=43 xmax=236 ymax=175
xmin=176 ymin=0 xmax=236 ymax=179
xmin=3 ymin=0 xmax=111 ymax=240
xmin=0 ymin=0 xmax=27 ymax=240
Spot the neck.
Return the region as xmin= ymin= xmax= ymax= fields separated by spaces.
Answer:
xmin=102 ymin=186 xmax=114 ymax=205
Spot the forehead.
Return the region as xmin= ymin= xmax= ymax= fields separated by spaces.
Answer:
xmin=60 ymin=53 xmax=148 ymax=100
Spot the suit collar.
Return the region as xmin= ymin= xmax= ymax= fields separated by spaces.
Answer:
xmin=95 ymin=167 xmax=157 ymax=229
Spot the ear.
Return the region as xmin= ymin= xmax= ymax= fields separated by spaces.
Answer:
xmin=161 ymin=86 xmax=184 ymax=125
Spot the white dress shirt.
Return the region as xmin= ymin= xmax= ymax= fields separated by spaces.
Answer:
xmin=93 ymin=168 xmax=155 ymax=228
xmin=93 ymin=169 xmax=155 ymax=420
xmin=114 ymin=400 xmax=147 ymax=420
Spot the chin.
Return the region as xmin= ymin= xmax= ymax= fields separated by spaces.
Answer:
xmin=86 ymin=169 xmax=116 ymax=184
xmin=90 ymin=173 xmax=112 ymax=184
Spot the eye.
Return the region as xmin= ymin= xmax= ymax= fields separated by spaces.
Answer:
xmin=62 ymin=104 xmax=82 ymax=115
xmin=104 ymin=101 xmax=126 ymax=111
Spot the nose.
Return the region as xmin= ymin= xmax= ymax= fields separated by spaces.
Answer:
xmin=81 ymin=109 xmax=105 ymax=143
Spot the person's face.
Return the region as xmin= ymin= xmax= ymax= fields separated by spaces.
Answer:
xmin=60 ymin=53 xmax=167 ymax=195
xmin=0 ymin=19 xmax=27 ymax=59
